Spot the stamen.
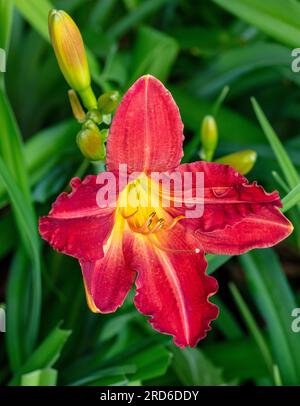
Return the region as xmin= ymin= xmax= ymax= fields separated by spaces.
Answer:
xmin=129 ymin=211 xmax=157 ymax=234
xmin=146 ymin=212 xmax=156 ymax=226
xmin=143 ymin=218 xmax=165 ymax=235
xmin=150 ymin=236 xmax=201 ymax=254
xmin=163 ymin=215 xmax=185 ymax=231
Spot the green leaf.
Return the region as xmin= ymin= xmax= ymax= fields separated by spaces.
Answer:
xmin=14 ymin=0 xmax=101 ymax=85
xmin=25 ymin=120 xmax=78 ymax=175
xmin=21 ymin=368 xmax=58 ymax=386
xmin=240 ymin=249 xmax=300 ymax=385
xmin=170 ymin=88 xmax=264 ymax=162
xmin=97 ymin=340 xmax=172 ymax=384
xmin=0 ymin=156 xmax=41 ymax=353
xmin=6 ymin=249 xmax=28 ymax=371
xmin=273 ymin=364 xmax=283 ymax=387
xmin=212 ymin=0 xmax=300 ymax=48
xmin=282 ymin=183 xmax=300 ymax=212
xmin=0 ymin=0 xmax=13 ymax=50
xmin=0 ymin=120 xmax=78 ymax=207
xmin=206 ymin=254 xmax=232 ymax=274
xmin=0 ymin=89 xmax=31 ymax=203
xmin=14 ymin=0 xmax=52 ymax=41
xmin=0 ymin=0 xmax=13 ymax=89
xmin=128 ymin=25 xmax=178 ymax=85
xmin=0 ymin=212 xmax=16 ymax=259
xmin=99 ymin=312 xmax=137 ymax=342
xmin=107 ymin=0 xmax=172 ymax=39
xmin=229 ymin=283 xmax=274 ymax=378
xmin=169 ymin=26 xmax=236 ymax=57
xmin=172 ymin=347 xmax=235 ymax=385
xmin=9 ymin=324 xmax=71 ymax=385
xmin=188 ymin=42 xmax=292 ymax=97
xmin=70 ymin=365 xmax=136 ymax=386
xmin=205 ymin=336 xmax=269 ymax=382
xmin=212 ymin=296 xmax=244 ymax=340
xmin=1 ymin=59 xmax=42 ymax=364
xmin=123 ymin=344 xmax=171 ymax=382
xmin=251 ymin=98 xmax=300 ymax=189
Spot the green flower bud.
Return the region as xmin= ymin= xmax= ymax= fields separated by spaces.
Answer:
xmin=98 ymin=91 xmax=120 ymax=114
xmin=215 ymin=150 xmax=257 ymax=175
xmin=76 ymin=124 xmax=105 ymax=161
xmin=200 ymin=115 xmax=218 ymax=162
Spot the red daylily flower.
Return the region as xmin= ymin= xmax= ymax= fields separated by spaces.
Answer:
xmin=39 ymin=75 xmax=293 ymax=347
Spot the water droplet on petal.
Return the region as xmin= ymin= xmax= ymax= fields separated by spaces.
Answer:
xmin=212 ymin=187 xmax=230 ymax=197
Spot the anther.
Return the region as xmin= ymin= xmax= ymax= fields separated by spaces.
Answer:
xmin=146 ymin=212 xmax=156 ymax=226
xmin=144 ymin=218 xmax=165 ymax=234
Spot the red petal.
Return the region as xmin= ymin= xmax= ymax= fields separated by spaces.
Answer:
xmin=196 ymin=206 xmax=293 ymax=254
xmin=171 ymin=162 xmax=293 ymax=254
xmin=80 ymin=221 xmax=135 ymax=313
xmin=125 ymin=226 xmax=218 ymax=347
xmin=39 ymin=175 xmax=115 ymax=261
xmin=107 ymin=75 xmax=184 ymax=173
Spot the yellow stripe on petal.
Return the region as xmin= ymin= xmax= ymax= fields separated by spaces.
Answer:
xmin=83 ymin=277 xmax=101 ymax=313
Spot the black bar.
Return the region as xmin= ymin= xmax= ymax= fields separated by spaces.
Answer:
xmin=0 ymin=386 xmax=299 ymax=402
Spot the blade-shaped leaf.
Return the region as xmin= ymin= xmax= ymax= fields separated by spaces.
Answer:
xmin=14 ymin=0 xmax=52 ymax=40
xmin=128 ymin=25 xmax=178 ymax=85
xmin=240 ymin=249 xmax=300 ymax=385
xmin=6 ymin=249 xmax=28 ymax=371
xmin=251 ymin=98 xmax=300 ymax=189
xmin=229 ymin=283 xmax=274 ymax=378
xmin=14 ymin=0 xmax=101 ymax=85
xmin=107 ymin=0 xmax=173 ymax=39
xmin=212 ymin=0 xmax=300 ymax=48
xmin=0 ymin=90 xmax=31 ymax=202
xmin=282 ymin=183 xmax=300 ymax=212
xmin=0 ymin=156 xmax=41 ymax=353
xmin=172 ymin=347 xmax=235 ymax=385
xmin=206 ymin=254 xmax=232 ymax=275
xmin=21 ymin=368 xmax=58 ymax=386
xmin=9 ymin=324 xmax=71 ymax=385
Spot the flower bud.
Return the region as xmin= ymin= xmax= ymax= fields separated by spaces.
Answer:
xmin=76 ymin=121 xmax=105 ymax=161
xmin=215 ymin=150 xmax=257 ymax=175
xmin=200 ymin=115 xmax=218 ymax=161
xmin=68 ymin=90 xmax=86 ymax=122
xmin=48 ymin=10 xmax=97 ymax=110
xmin=98 ymin=91 xmax=120 ymax=114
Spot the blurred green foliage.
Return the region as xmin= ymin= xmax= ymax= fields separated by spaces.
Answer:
xmin=0 ymin=0 xmax=300 ymax=387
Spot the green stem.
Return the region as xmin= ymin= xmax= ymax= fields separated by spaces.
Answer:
xmin=79 ymin=86 xmax=97 ymax=111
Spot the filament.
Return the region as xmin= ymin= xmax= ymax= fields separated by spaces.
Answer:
xmin=163 ymin=215 xmax=185 ymax=231
xmin=149 ymin=236 xmax=201 ymax=254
